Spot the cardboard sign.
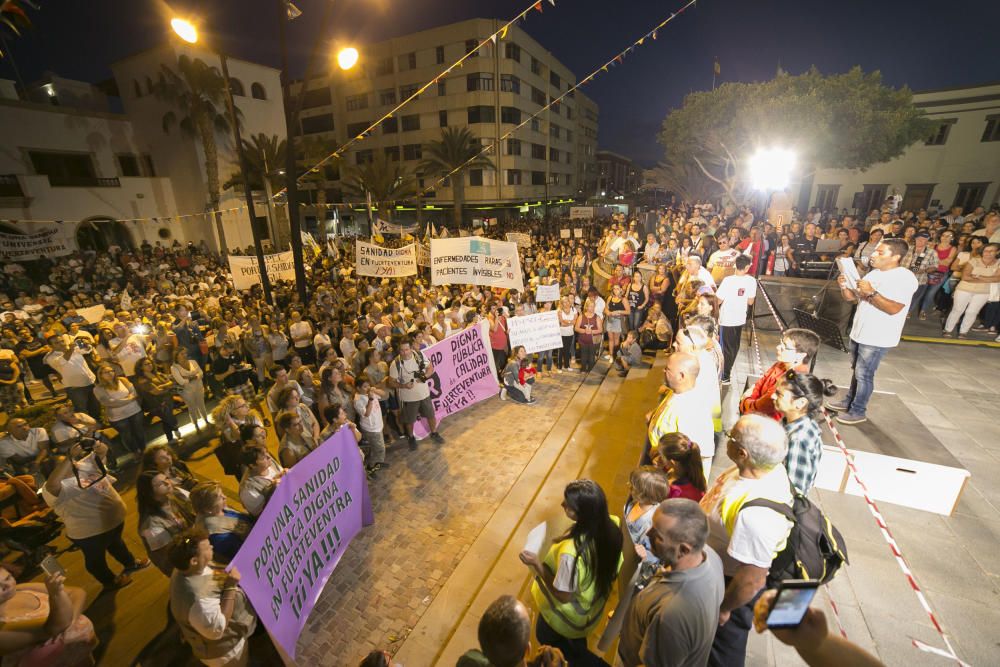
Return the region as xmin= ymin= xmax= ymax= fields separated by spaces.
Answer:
xmin=505 ymin=232 xmax=532 ymax=248
xmin=535 ymin=283 xmax=561 ymax=302
xmin=355 ymin=241 xmax=417 ymax=277
xmin=228 ymin=251 xmax=296 ymax=290
xmin=507 ymin=311 xmax=562 ymax=354
xmin=430 ymin=237 xmax=524 ymax=292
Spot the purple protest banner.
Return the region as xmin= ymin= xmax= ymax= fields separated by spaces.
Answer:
xmin=229 ymin=427 xmax=373 ymax=660
xmin=413 ymin=323 xmax=499 ymax=438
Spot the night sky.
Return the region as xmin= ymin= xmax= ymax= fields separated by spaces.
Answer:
xmin=3 ymin=0 xmax=998 ymax=166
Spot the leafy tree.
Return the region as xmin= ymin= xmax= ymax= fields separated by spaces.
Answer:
xmin=155 ymin=55 xmax=234 ymax=251
xmin=341 ymin=153 xmax=416 ymax=221
xmin=296 ymin=136 xmax=341 ymax=220
xmin=659 ymin=67 xmax=935 ymax=204
xmin=420 ymin=127 xmax=495 ymax=230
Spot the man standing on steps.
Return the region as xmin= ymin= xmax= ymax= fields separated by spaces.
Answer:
xmin=827 ymin=238 xmax=917 ymax=425
xmin=716 ymin=256 xmax=757 ymax=386
xmin=645 ymin=352 xmax=715 ymax=476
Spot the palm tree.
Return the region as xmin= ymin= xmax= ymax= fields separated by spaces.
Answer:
xmin=0 ymin=1 xmax=37 ymax=59
xmin=155 ymin=55 xmax=233 ymax=252
xmin=421 ymin=127 xmax=495 ymax=231
xmin=223 ymin=133 xmax=287 ymax=192
xmin=341 ymin=153 xmax=416 ymax=223
xmin=297 ymin=136 xmax=341 ymax=221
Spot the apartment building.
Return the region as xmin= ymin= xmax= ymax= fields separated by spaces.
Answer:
xmin=291 ymin=18 xmax=600 ymax=221
xmin=596 ymin=150 xmax=640 ymax=196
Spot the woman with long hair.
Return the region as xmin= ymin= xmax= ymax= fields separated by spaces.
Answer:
xmin=210 ymin=395 xmax=263 ymax=479
xmin=500 ymin=345 xmax=536 ymax=404
xmin=93 ymin=363 xmax=146 ymax=454
xmin=238 ymin=441 xmax=284 ymax=517
xmin=134 ymin=357 xmax=183 ymax=446
xmin=556 ymin=295 xmax=578 ymax=372
xmin=170 ymin=347 xmax=209 ymax=433
xmin=317 ymin=367 xmax=356 ymax=427
xmin=140 ymin=443 xmax=196 ymax=493
xmin=655 ymin=432 xmax=708 ymax=501
xmin=574 ymin=300 xmax=603 ymax=372
xmin=604 ymin=284 xmax=629 ymax=364
xmin=520 ymin=479 xmax=623 ymax=665
xmin=136 ymin=470 xmax=195 ymax=575
xmin=273 ymin=386 xmax=321 ymax=442
xmin=625 ymin=271 xmax=650 ymax=332
xmin=773 ymin=370 xmax=838 ymax=495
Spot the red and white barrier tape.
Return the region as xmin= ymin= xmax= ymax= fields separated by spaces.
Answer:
xmin=752 ymin=285 xmax=966 ymax=665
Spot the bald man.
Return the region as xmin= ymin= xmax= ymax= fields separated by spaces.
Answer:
xmin=644 ymin=352 xmax=715 ymax=475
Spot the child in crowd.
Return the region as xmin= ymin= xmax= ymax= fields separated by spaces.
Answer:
xmin=614 ymin=329 xmax=644 ymax=377
xmin=739 ymin=328 xmax=820 ymax=420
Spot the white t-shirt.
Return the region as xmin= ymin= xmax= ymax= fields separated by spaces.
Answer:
xmin=44 ymin=348 xmax=96 ymax=387
xmin=716 ymin=275 xmax=757 ymax=327
xmin=353 ymin=394 xmax=384 ymax=433
xmin=289 ymin=321 xmax=313 ymax=349
xmin=557 ymin=307 xmax=578 ymax=336
xmin=0 ymin=427 xmax=49 ymax=462
xmin=182 ymin=567 xmax=254 ymax=667
xmin=112 ymin=334 xmax=147 ymax=376
xmin=849 ymin=267 xmax=918 ymax=348
xmin=388 ymin=354 xmax=431 ymax=402
xmin=41 ymin=455 xmax=126 ymax=540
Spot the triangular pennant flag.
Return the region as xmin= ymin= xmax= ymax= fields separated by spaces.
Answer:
xmin=637 ymin=37 xmax=644 ymax=45
xmin=489 ymin=34 xmax=496 ymax=44
xmin=500 ymin=25 xmax=509 ymax=39
xmin=547 ymin=0 xmax=556 ymax=5
xmin=615 ymin=54 xmax=623 ymax=64
xmin=652 ymin=30 xmax=658 ymax=40
xmin=533 ymin=1 xmax=542 ymax=13
xmin=601 ymin=65 xmax=608 ymax=72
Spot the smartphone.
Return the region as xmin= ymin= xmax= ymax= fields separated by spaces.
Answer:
xmin=766 ymin=580 xmax=820 ymax=629
xmin=40 ymin=555 xmax=66 ymax=578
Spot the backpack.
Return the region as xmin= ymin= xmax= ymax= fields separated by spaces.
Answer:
xmin=741 ymin=487 xmax=848 ymax=585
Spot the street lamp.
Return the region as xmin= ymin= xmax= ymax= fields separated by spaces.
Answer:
xmin=748 ymin=148 xmax=795 ymax=191
xmin=171 ymin=17 xmax=273 ymax=304
xmin=336 ymin=47 xmax=359 ymax=70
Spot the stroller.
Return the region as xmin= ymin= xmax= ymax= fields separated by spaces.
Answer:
xmin=0 ymin=473 xmax=63 ymax=577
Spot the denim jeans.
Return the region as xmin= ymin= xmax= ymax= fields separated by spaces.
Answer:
xmin=844 ymin=341 xmax=890 ymax=416
xmin=71 ymin=521 xmax=139 ymax=585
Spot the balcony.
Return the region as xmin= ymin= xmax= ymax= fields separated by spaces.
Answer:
xmin=0 ymin=174 xmax=30 ymax=207
xmin=46 ymin=175 xmax=121 ymax=188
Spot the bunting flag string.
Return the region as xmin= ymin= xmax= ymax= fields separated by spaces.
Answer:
xmin=279 ymin=0 xmax=561 ymax=198
xmin=416 ymin=0 xmax=700 ymax=200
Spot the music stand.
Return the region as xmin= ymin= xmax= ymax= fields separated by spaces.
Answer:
xmin=794 ymin=308 xmax=848 ymax=353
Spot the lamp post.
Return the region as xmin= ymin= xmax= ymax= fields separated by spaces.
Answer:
xmin=171 ymin=18 xmax=273 ymax=304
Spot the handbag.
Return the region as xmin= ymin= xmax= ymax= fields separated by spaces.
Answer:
xmin=927 ymin=271 xmax=945 ymax=286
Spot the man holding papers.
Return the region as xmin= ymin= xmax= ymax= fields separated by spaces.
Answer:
xmin=827 ymin=239 xmax=917 ymax=425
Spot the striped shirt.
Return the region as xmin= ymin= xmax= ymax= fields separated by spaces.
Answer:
xmin=784 ymin=416 xmax=824 ymax=495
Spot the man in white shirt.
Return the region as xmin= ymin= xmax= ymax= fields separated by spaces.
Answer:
xmin=110 ymin=323 xmax=147 ymax=378
xmin=828 ymin=238 xmax=917 ymax=425
xmin=707 ymin=235 xmax=742 ymax=285
xmin=287 ymin=311 xmax=315 ymax=365
xmin=168 ymin=529 xmax=257 ymax=667
xmin=0 ymin=417 xmax=49 ymax=474
xmin=388 ymin=338 xmax=444 ymax=449
xmin=44 ymin=334 xmax=100 ymax=415
xmin=971 ymin=211 xmax=1000 ymax=243
xmin=716 ymin=256 xmax=757 ymax=385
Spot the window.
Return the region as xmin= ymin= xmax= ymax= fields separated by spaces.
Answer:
xmin=549 ymin=124 xmax=561 ymax=139
xmin=375 ymin=57 xmax=393 ymax=76
xmin=506 ymin=138 xmax=522 ymax=156
xmin=900 ymin=184 xmax=933 ymax=212
xmin=550 ymin=71 xmax=561 ymax=88
xmin=229 ymin=79 xmax=245 ymax=96
xmin=551 ymin=174 xmax=560 ymax=185
xmin=378 ymin=88 xmax=397 ymax=106
xmin=531 ymin=143 xmax=546 ymax=159
xmin=468 ymin=105 xmax=495 ymax=123
xmin=531 ymin=171 xmax=546 ymax=185
xmin=302 ymin=88 xmax=332 ymax=108
xmin=565 ymin=174 xmax=572 ymax=186
xmin=506 ymin=169 xmax=522 ymax=185
xmin=565 ymin=106 xmax=573 ymax=120
xmin=815 ymin=185 xmax=841 ymax=211
xmin=982 ymin=116 xmax=1000 ymax=142
xmin=401 ymin=114 xmax=420 ymax=131
xmin=550 ymin=99 xmax=560 ymax=115
xmin=565 ymin=129 xmax=573 ymax=142
xmin=346 ymin=120 xmax=371 ymax=137
xmin=301 ymin=113 xmax=335 ymax=134
xmin=953 ymin=182 xmax=989 ymax=210
xmin=251 ymin=83 xmax=267 ymax=100
xmin=384 ymin=146 xmax=400 ymax=162
xmin=116 ymin=154 xmax=140 ymax=177
xmin=403 ymin=144 xmax=423 ymax=161
xmin=29 ymin=151 xmax=99 ymax=186
xmin=346 ymin=93 xmax=368 ymax=111
xmin=142 ymin=155 xmax=156 ymax=177
xmin=465 ymin=39 xmax=479 ymax=56
xmin=399 ymin=83 xmax=420 ymax=99
xmin=467 ymin=73 xmax=494 ymax=92
xmin=355 ymin=149 xmax=374 ymax=165
xmin=500 ymin=74 xmax=520 ymax=94
xmin=382 ymin=117 xmax=398 ymax=134
xmin=501 ymin=106 xmax=521 ymax=124
xmin=439 ymin=110 xmax=448 ymax=127
xmin=531 ymin=57 xmax=542 ymax=76
xmin=398 ymin=52 xmax=417 ymax=71
xmin=437 ymin=80 xmax=447 ymax=96
xmin=530 ymin=86 xmax=546 ymax=106
xmin=549 ymin=148 xmax=560 ymax=162
xmin=505 ymin=43 xmax=521 ymax=62
xmin=531 ymin=118 xmax=540 ymax=132
xmin=925 ymin=119 xmax=956 ymax=146
xmin=469 ymin=169 xmax=483 ymax=186
xmin=436 ymin=45 xmax=445 ymax=64
xmin=565 ymin=152 xmax=572 ymax=165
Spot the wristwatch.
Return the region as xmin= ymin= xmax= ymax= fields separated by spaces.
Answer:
xmin=865 ymin=290 xmax=879 ymax=302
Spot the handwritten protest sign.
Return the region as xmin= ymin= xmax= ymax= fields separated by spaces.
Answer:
xmin=508 ymin=311 xmax=562 ymax=354
xmin=559 ymin=229 xmax=571 ymax=239
xmin=77 ymin=304 xmax=106 ymax=324
xmin=355 ymin=240 xmax=417 ymax=277
xmin=505 ymin=232 xmax=532 ymax=248
xmin=416 ymin=242 xmax=430 ymax=267
xmin=228 ymin=251 xmax=296 ymax=290
xmin=430 ymin=237 xmax=524 ymax=292
xmin=229 ymin=427 xmax=373 ymax=659
xmin=573 ymin=228 xmax=584 ymax=238
xmin=535 ymin=283 xmax=560 ymax=302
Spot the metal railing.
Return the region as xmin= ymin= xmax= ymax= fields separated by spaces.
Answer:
xmin=46 ymin=175 xmax=121 ymax=188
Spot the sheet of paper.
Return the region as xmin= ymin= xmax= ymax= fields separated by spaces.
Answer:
xmin=523 ymin=521 xmax=547 ymax=556
xmin=836 ymin=257 xmax=861 ymax=291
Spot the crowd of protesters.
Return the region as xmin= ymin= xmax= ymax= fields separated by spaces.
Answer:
xmin=1 ymin=195 xmax=995 ymax=665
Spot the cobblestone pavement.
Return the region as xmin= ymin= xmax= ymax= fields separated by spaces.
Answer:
xmin=295 ymin=369 xmax=586 ymax=663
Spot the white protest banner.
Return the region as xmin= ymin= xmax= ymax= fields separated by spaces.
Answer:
xmin=77 ymin=305 xmax=106 ymax=324
xmin=505 ymin=232 xmax=532 ymax=249
xmin=507 ymin=311 xmax=562 ymax=354
xmin=535 ymin=283 xmax=560 ymax=302
xmin=0 ymin=226 xmax=77 ymax=261
xmin=430 ymin=237 xmax=524 ymax=292
xmin=228 ymin=251 xmax=296 ymax=290
xmin=372 ymin=218 xmax=419 ymax=236
xmin=416 ymin=242 xmax=430 ymax=267
xmin=355 ymin=240 xmax=417 ymax=277
xmin=570 ymin=206 xmax=594 ymax=220
xmin=573 ymin=228 xmax=584 ymax=238
xmin=559 ymin=229 xmax=571 ymax=239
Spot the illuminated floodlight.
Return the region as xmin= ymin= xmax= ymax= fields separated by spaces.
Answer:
xmin=337 ymin=47 xmax=359 ymax=70
xmin=171 ymin=18 xmax=198 ymax=44
xmin=749 ymin=148 xmax=796 ymax=190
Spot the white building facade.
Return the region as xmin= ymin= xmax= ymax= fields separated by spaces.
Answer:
xmin=805 ymin=82 xmax=1000 ymax=215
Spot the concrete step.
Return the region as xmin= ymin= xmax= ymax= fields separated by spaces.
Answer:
xmin=394 ymin=352 xmax=666 ymax=665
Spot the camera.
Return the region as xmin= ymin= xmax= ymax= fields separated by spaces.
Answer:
xmin=412 ymin=370 xmax=427 ymax=382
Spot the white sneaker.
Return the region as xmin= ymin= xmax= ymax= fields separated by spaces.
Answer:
xmin=499 ymin=388 xmax=507 ymax=401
